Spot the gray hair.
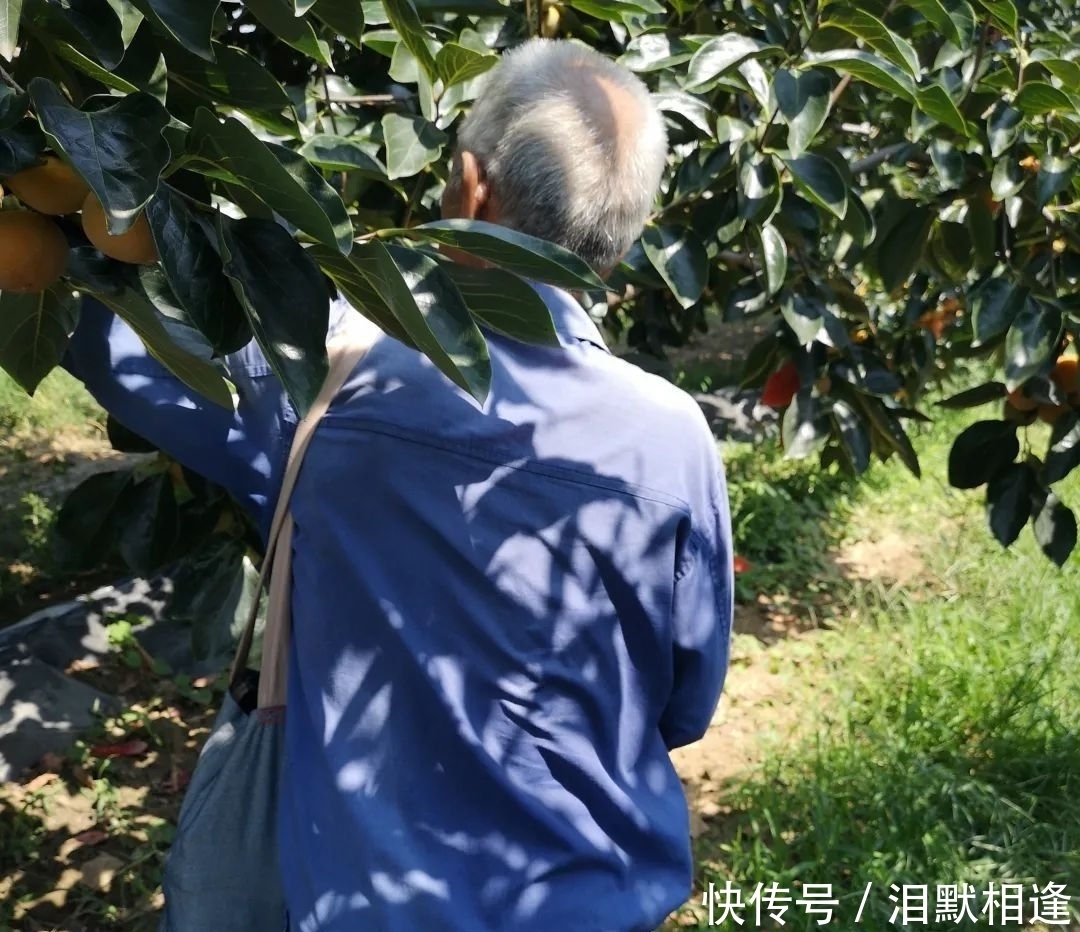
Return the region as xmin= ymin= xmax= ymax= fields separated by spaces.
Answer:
xmin=450 ymin=38 xmax=668 ymax=273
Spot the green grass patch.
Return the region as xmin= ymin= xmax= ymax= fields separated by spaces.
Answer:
xmin=0 ymin=367 xmax=103 ymax=436
xmin=686 ymin=404 xmax=1080 ymax=931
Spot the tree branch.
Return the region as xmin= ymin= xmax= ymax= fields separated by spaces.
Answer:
xmin=850 ymin=142 xmax=914 ymax=174
xmin=0 ymin=63 xmax=24 ymax=95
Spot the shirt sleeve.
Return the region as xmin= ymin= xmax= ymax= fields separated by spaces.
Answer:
xmin=659 ymin=469 xmax=735 ymax=751
xmin=61 ymin=296 xmax=292 ymax=529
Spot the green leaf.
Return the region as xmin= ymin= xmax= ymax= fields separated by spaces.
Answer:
xmin=937 ymin=382 xmax=1007 ymax=409
xmin=441 ymin=263 xmax=560 ymax=347
xmin=1032 ymin=492 xmax=1076 ymax=566
xmin=1014 ymin=82 xmax=1073 ymax=117
xmin=804 ymin=49 xmax=916 ymax=102
xmin=737 ymin=149 xmax=781 ymax=223
xmin=25 ymin=0 xmax=124 ymax=70
xmin=116 ymin=473 xmax=179 ymax=576
xmin=684 ymin=35 xmax=775 ymax=92
xmin=52 ymin=469 xmax=134 ymax=571
xmin=186 ymin=109 xmax=353 ymax=253
xmin=384 ymin=244 xmax=491 ymax=400
xmin=219 ymin=216 xmax=330 ymax=418
xmin=618 ymin=33 xmax=695 ymax=73
xmin=105 ymin=0 xmax=145 ymax=48
xmin=986 ymin=462 xmax=1034 ymax=547
xmin=991 ymin=156 xmax=1025 ymax=201
xmin=166 ymin=42 xmax=294 ymax=116
xmin=0 ymin=117 xmax=46 ymax=177
xmin=918 ymin=84 xmax=970 ymax=136
xmin=170 ymin=537 xmax=257 ymax=663
xmin=987 ymin=104 xmax=1022 ymax=158
xmin=876 ymin=205 xmax=932 ymax=292
xmin=641 ymin=226 xmax=708 ymax=309
xmin=906 ymin=0 xmax=967 ymax=47
xmin=782 ymin=391 xmax=830 ymax=459
xmin=781 ymin=293 xmax=824 ymax=347
xmin=435 ymin=41 xmax=497 ymax=87
xmin=298 ymin=135 xmax=388 ymax=176
xmin=567 ymin=0 xmax=663 ymax=18
xmin=823 ymin=9 xmax=921 ymax=78
xmin=311 ymin=0 xmax=364 ymax=44
xmin=1036 ymin=155 xmax=1073 ymax=209
xmin=382 ymin=0 xmax=439 ymax=82
xmin=80 ymin=283 xmax=234 ymax=409
xmin=245 ymin=0 xmax=331 ymax=65
xmin=392 ymin=219 xmax=606 ymax=291
xmin=0 ymin=0 xmax=23 ymax=59
xmin=1044 ymin=412 xmax=1080 ymax=485
xmin=752 ymin=223 xmax=787 ymax=297
xmin=381 ymin=112 xmax=447 ymax=181
xmin=972 ymin=0 xmax=1018 ymax=37
xmin=145 ymin=185 xmax=250 ymax=356
xmin=1038 ymin=58 xmax=1080 ymax=91
xmin=841 ymin=191 xmax=876 ymax=248
xmin=969 ymin=278 xmax=1025 ymax=347
xmin=948 ymin=419 xmax=1018 ymax=488
xmin=652 ymin=90 xmax=713 ymax=136
xmin=773 ymin=68 xmax=830 ymax=158
xmin=1004 ymin=298 xmax=1061 ymax=390
xmin=782 ymin=153 xmax=847 ymax=220
xmin=130 ymin=0 xmax=217 ymax=60
xmin=0 ymin=85 xmax=27 ymax=128
xmin=28 ymin=79 xmax=170 ymax=235
xmin=0 ymin=288 xmax=79 ymax=394
xmin=59 ymin=20 xmax=167 ymax=101
xmin=309 ymin=244 xmax=414 ymax=346
xmin=852 ymin=394 xmax=920 ymax=477
xmin=832 ymin=398 xmax=871 ymax=474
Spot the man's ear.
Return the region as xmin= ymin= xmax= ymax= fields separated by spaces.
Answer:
xmin=444 ymin=150 xmax=489 ymax=220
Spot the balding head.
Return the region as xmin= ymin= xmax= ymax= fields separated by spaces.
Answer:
xmin=442 ymin=39 xmax=668 ymax=275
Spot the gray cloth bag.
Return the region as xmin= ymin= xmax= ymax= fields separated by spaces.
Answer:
xmin=158 ymin=327 xmax=376 ymax=932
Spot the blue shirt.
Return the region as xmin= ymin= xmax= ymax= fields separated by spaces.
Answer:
xmin=64 ymin=282 xmax=734 ymax=932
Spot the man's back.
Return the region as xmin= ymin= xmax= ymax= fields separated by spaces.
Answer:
xmin=277 ymin=284 xmax=732 ymax=931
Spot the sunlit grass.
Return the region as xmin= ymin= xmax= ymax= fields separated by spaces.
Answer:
xmin=681 ymin=389 xmax=1080 ymax=931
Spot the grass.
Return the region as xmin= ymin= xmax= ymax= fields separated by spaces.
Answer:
xmin=676 ymin=404 xmax=1080 ymax=930
xmin=0 ymin=368 xmax=114 ymax=623
xmin=0 ymin=367 xmax=102 ymax=436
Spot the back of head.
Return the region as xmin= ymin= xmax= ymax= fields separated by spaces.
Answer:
xmin=453 ymin=39 xmax=668 ymax=274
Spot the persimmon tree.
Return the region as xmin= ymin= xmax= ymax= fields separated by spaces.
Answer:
xmin=0 ymin=0 xmax=1077 ymax=651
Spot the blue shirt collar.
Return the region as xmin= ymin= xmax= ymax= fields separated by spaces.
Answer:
xmin=530 ymin=282 xmax=611 ymax=354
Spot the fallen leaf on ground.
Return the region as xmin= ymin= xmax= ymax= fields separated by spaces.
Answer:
xmin=89 ymin=739 xmax=148 ymax=759
xmin=73 ymin=829 xmax=109 ymax=846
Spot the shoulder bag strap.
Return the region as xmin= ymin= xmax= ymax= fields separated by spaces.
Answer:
xmin=228 ymin=318 xmax=380 ymax=708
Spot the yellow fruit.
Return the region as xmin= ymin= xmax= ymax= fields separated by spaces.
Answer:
xmin=5 ymin=156 xmax=90 ymax=216
xmin=0 ymin=210 xmax=68 ymax=292
xmin=541 ymin=2 xmax=561 ymax=36
xmin=81 ymin=193 xmax=158 ymax=265
xmin=1050 ymin=357 xmax=1080 ymax=395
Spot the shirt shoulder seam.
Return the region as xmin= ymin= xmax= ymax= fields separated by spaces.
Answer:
xmin=317 ymin=416 xmax=696 ymax=514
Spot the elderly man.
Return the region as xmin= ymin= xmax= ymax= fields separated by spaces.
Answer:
xmin=64 ymin=38 xmax=733 ymax=932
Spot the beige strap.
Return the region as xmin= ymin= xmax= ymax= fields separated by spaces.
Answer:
xmin=229 ymin=321 xmax=379 ymax=708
